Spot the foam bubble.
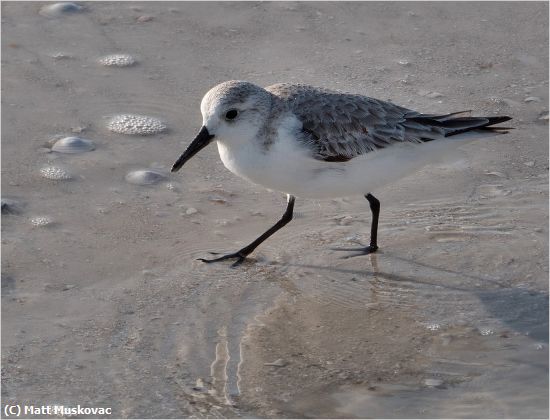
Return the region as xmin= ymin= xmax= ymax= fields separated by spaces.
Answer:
xmin=52 ymin=136 xmax=95 ymax=154
xmin=425 ymin=323 xmax=441 ymax=331
xmin=107 ymin=114 xmax=167 ymax=135
xmin=125 ymin=169 xmax=167 ymax=185
xmin=39 ymin=2 xmax=83 ymax=18
xmin=165 ymin=182 xmax=179 ymax=191
xmin=40 ymin=166 xmax=72 ymax=180
xmin=98 ymin=54 xmax=136 ymax=67
xmin=478 ymin=327 xmax=494 ymax=336
xmin=31 ymin=216 xmax=53 ymax=227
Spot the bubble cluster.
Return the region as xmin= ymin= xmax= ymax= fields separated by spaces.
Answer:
xmin=107 ymin=114 xmax=167 ymax=135
xmin=40 ymin=166 xmax=72 ymax=180
xmin=425 ymin=323 xmax=441 ymax=331
xmin=39 ymin=2 xmax=83 ymax=18
xmin=52 ymin=136 xmax=95 ymax=154
xmin=478 ymin=327 xmax=494 ymax=336
xmin=125 ymin=169 xmax=167 ymax=185
xmin=31 ymin=216 xmax=53 ymax=227
xmin=165 ymin=182 xmax=178 ymax=191
xmin=98 ymin=54 xmax=136 ymax=67
xmin=51 ymin=52 xmax=73 ymax=60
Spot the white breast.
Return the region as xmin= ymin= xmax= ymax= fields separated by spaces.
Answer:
xmin=213 ymin=113 xmax=349 ymax=198
xmin=215 ymin=117 xmax=342 ymax=197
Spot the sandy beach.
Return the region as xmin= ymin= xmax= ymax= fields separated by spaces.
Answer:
xmin=1 ymin=2 xmax=548 ymax=418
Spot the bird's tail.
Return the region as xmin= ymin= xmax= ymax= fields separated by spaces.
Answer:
xmin=407 ymin=112 xmax=513 ymax=138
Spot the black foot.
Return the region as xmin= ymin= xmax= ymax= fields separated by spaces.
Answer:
xmin=332 ymin=245 xmax=378 ymax=259
xmin=198 ymin=251 xmax=249 ymax=267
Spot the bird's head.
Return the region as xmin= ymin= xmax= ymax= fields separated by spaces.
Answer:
xmin=172 ymin=80 xmax=272 ymax=172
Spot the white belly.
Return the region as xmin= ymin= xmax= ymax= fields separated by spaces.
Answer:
xmin=216 ymin=131 xmax=466 ymax=199
xmin=216 ymin=137 xmax=363 ymax=199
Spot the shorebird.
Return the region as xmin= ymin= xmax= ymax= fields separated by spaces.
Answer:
xmin=172 ymin=81 xmax=512 ymax=266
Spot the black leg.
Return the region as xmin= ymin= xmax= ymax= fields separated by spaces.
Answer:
xmin=331 ymin=193 xmax=380 ymax=258
xmin=200 ymin=195 xmax=296 ymax=267
xmin=364 ymin=193 xmax=380 ymax=253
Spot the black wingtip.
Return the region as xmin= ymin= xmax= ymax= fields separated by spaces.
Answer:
xmin=438 ymin=115 xmax=514 ymax=137
xmin=485 ymin=115 xmax=513 ymax=125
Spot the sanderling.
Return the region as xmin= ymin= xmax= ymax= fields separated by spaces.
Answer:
xmin=172 ymin=80 xmax=512 ymax=266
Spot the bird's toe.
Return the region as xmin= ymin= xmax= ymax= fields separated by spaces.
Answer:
xmin=198 ymin=251 xmax=249 ymax=266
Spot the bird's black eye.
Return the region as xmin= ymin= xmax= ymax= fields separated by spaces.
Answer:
xmin=225 ymin=109 xmax=239 ymax=120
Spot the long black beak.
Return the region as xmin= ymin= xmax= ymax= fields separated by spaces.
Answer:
xmin=171 ymin=126 xmax=215 ymax=172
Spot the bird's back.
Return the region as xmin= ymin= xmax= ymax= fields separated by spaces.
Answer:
xmin=265 ymin=83 xmax=511 ymax=163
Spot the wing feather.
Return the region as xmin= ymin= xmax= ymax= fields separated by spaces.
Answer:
xmin=266 ymin=83 xmax=511 ymax=162
xmin=266 ymin=83 xmax=429 ymax=162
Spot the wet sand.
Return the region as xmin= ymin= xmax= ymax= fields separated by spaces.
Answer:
xmin=1 ymin=2 xmax=548 ymax=418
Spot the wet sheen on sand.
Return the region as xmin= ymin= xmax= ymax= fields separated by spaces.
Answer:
xmin=1 ymin=2 xmax=548 ymax=418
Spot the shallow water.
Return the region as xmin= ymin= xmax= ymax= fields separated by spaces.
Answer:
xmin=2 ymin=2 xmax=548 ymax=418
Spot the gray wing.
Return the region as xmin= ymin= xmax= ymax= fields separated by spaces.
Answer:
xmin=265 ymin=83 xmax=456 ymax=162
